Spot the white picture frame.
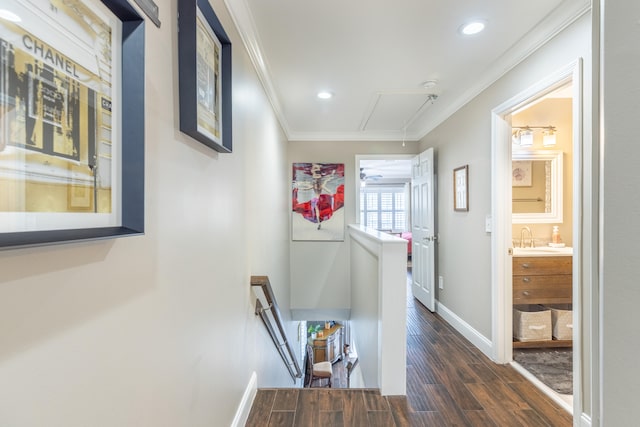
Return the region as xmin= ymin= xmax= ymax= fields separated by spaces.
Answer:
xmin=454 ymin=165 xmax=469 ymax=212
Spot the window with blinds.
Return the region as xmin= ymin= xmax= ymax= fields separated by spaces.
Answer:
xmin=360 ymin=186 xmax=407 ymax=231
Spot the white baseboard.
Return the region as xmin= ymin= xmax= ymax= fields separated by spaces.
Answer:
xmin=435 ymin=301 xmax=493 ymax=359
xmin=510 ymin=361 xmax=573 ymax=414
xmin=231 ymin=371 xmax=257 ymax=427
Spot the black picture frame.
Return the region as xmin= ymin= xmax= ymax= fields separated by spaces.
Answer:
xmin=0 ymin=0 xmax=145 ymax=249
xmin=178 ymin=0 xmax=232 ymax=153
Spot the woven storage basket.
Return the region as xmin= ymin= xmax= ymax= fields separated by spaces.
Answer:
xmin=545 ymin=304 xmax=573 ymax=340
xmin=513 ymin=305 xmax=552 ymax=342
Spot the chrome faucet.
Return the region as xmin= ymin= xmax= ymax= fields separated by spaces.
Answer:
xmin=520 ymin=226 xmax=534 ymax=248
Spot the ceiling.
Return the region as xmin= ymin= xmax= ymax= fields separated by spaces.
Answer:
xmin=224 ymin=0 xmax=589 ymax=142
xmin=360 ymin=159 xmax=413 ymax=184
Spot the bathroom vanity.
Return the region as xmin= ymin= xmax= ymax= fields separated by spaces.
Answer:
xmin=512 ymin=247 xmax=572 ymax=348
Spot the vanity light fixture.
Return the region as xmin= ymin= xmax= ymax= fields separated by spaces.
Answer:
xmin=512 ymin=125 xmax=556 ymax=147
xmin=543 ymin=128 xmax=557 ymax=146
xmin=512 ymin=130 xmax=521 ymax=145
xmin=519 ymin=129 xmax=534 ymax=147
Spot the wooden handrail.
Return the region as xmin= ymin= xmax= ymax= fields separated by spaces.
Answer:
xmin=251 ymin=276 xmax=302 ymax=382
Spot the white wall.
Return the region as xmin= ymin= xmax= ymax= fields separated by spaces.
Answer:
xmin=599 ymin=1 xmax=640 ymax=424
xmin=0 ymin=0 xmax=293 ymax=425
xmin=349 ymin=232 xmax=380 ymax=388
xmin=288 ymin=140 xmax=418 ymax=313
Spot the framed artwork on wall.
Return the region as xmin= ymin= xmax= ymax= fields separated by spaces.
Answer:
xmin=454 ymin=165 xmax=469 ymax=212
xmin=178 ymin=0 xmax=232 ymax=153
xmin=512 ymin=160 xmax=532 ymax=187
xmin=0 ymin=0 xmax=145 ymax=249
xmin=292 ymin=163 xmax=345 ymax=241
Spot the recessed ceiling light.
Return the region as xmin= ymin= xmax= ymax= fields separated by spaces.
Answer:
xmin=0 ymin=9 xmax=21 ymax=22
xmin=317 ymin=91 xmax=333 ymax=99
xmin=460 ymin=20 xmax=486 ymax=36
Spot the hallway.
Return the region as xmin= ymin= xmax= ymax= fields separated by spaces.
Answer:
xmin=245 ymin=275 xmax=572 ymax=426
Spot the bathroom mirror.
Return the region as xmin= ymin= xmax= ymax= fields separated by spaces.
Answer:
xmin=512 ymin=150 xmax=563 ymax=224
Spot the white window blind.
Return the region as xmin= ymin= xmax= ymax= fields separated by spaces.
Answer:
xmin=360 ymin=185 xmax=407 ymax=231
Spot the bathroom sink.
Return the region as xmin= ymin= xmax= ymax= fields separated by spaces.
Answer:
xmin=512 ymin=246 xmax=573 ymax=257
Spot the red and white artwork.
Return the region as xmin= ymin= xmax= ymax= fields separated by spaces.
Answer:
xmin=292 ymin=163 xmax=345 ymax=241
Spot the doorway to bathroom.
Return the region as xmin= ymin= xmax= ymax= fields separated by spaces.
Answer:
xmin=511 ymin=81 xmax=574 ymax=408
xmin=490 ymin=60 xmax=583 ymax=416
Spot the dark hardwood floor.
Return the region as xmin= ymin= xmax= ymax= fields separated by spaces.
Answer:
xmin=245 ymin=272 xmax=572 ymax=426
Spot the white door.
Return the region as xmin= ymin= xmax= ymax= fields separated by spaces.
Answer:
xmin=411 ymin=148 xmax=436 ymax=312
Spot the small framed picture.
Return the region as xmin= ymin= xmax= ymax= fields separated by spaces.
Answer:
xmin=454 ymin=165 xmax=469 ymax=212
xmin=512 ymin=160 xmax=532 ymax=186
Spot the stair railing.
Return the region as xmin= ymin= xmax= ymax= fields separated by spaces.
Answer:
xmin=250 ymin=276 xmax=302 ymax=382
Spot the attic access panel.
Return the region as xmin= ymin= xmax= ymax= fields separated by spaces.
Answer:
xmin=360 ymin=92 xmax=437 ymax=132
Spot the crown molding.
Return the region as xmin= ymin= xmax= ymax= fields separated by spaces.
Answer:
xmin=225 ymin=0 xmax=590 ymax=142
xmin=287 ymin=130 xmax=421 ymax=143
xmin=223 ymin=0 xmax=292 ymax=139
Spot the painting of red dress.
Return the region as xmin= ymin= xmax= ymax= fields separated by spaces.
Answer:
xmin=292 ymin=163 xmax=345 ymax=241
